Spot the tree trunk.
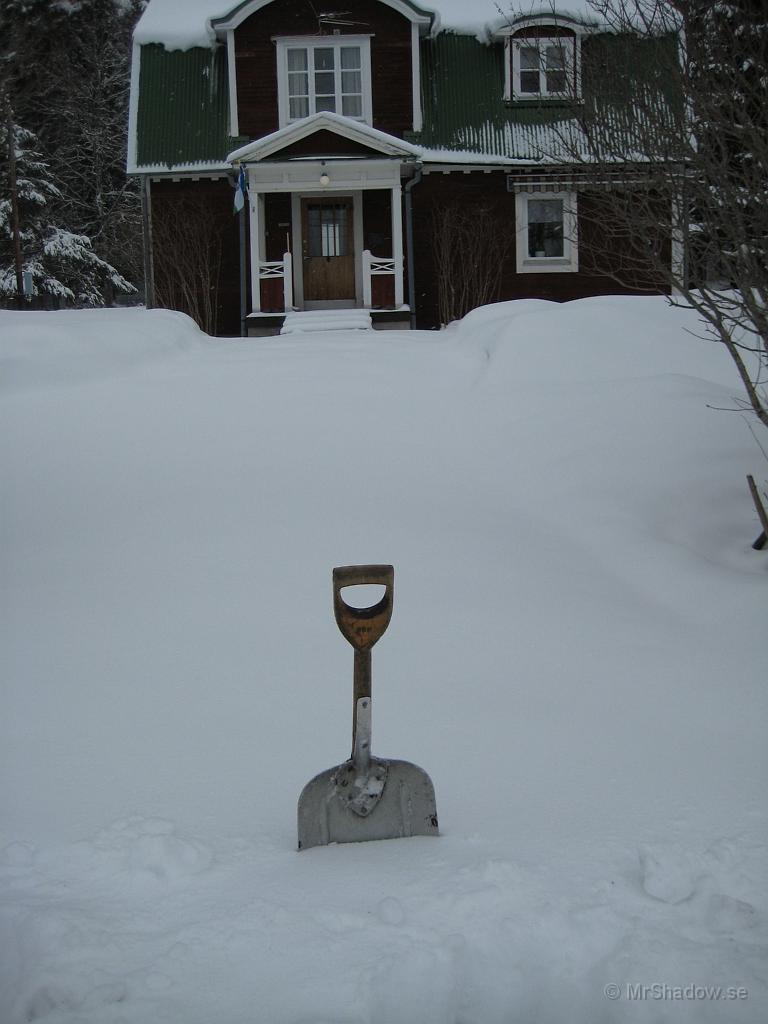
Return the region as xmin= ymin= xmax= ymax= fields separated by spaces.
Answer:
xmin=6 ymin=103 xmax=25 ymax=308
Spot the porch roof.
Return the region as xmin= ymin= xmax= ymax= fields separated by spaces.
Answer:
xmin=228 ymin=113 xmax=421 ymax=164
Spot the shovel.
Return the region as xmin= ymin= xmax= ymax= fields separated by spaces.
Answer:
xmin=297 ymin=564 xmax=439 ymax=851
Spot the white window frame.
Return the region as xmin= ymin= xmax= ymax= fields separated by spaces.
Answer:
xmin=275 ymin=36 xmax=373 ymax=128
xmin=515 ymin=191 xmax=578 ymax=274
xmin=506 ymin=35 xmax=580 ymax=101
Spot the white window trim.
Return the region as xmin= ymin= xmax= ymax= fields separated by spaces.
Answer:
xmin=275 ymin=35 xmax=373 ymax=128
xmin=505 ymin=35 xmax=581 ymax=101
xmin=515 ymin=192 xmax=579 ymax=274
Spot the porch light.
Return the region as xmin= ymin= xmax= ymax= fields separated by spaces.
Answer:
xmin=319 ymin=171 xmax=330 ymax=187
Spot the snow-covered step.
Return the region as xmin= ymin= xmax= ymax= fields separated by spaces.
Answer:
xmin=280 ymin=309 xmax=373 ymax=334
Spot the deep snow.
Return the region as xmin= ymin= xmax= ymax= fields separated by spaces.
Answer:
xmin=1 ymin=298 xmax=766 ymax=1023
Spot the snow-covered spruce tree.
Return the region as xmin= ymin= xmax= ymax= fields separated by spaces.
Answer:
xmin=0 ymin=0 xmax=145 ymax=292
xmin=537 ymin=0 xmax=768 ymax=433
xmin=1 ymin=110 xmax=134 ymax=306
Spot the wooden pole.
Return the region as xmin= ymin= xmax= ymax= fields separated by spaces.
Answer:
xmin=747 ymin=475 xmax=768 ymax=550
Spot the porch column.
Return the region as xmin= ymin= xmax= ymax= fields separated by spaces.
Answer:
xmin=391 ymin=183 xmax=404 ymax=308
xmin=249 ymin=186 xmax=263 ymax=312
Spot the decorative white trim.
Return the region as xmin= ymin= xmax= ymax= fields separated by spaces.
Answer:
xmin=245 ymin=157 xmax=402 ymax=192
xmin=515 ymin=191 xmax=578 ymax=274
xmin=126 ymin=42 xmax=142 ymax=174
xmin=353 ymin=193 xmax=364 ymax=304
xmin=503 ymin=37 xmax=511 ymax=103
xmin=362 ymin=252 xmax=398 ymax=308
xmin=228 ymin=111 xmax=420 ymax=163
xmin=249 ymin=185 xmax=263 ymax=311
xmin=574 ymin=33 xmax=583 ymax=100
xmin=226 ymin=30 xmax=239 ymax=137
xmin=362 ymin=250 xmax=373 ymax=308
xmin=283 ymin=251 xmax=294 ymax=310
xmin=290 ymin=193 xmax=302 ymax=305
xmin=391 ymin=183 xmax=404 ymax=307
xmin=411 ymin=21 xmax=422 ymax=133
xmin=493 ymin=13 xmax=599 ymax=38
xmin=211 ymin=0 xmax=433 ymax=35
xmin=138 ymin=164 xmax=232 ymax=176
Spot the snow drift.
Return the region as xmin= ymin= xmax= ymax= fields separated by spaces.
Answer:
xmin=1 ymin=298 xmax=765 ymax=1023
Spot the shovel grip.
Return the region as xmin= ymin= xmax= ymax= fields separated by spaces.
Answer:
xmin=333 ymin=565 xmax=394 ymax=652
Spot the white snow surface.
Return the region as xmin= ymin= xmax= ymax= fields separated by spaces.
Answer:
xmin=133 ymin=0 xmax=602 ymax=50
xmin=1 ymin=299 xmax=766 ymax=1023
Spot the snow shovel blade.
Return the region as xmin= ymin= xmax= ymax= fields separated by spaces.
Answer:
xmin=298 ymin=757 xmax=438 ymax=851
xmin=297 ymin=565 xmax=439 ymax=851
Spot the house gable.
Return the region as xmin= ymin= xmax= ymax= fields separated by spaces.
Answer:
xmin=262 ymin=129 xmax=397 ymax=160
xmin=216 ymin=0 xmax=431 ymax=142
xmin=227 ymin=112 xmax=420 ymax=163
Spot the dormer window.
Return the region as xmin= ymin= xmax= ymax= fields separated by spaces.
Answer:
xmin=511 ymin=35 xmax=576 ymax=99
xmin=499 ymin=14 xmax=588 ymax=103
xmin=276 ymin=36 xmax=372 ymax=127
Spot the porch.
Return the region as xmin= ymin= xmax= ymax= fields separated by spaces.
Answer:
xmin=244 ymin=165 xmax=409 ymax=336
xmin=227 ymin=115 xmax=420 ymax=337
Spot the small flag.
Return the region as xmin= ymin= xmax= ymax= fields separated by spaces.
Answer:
xmin=233 ymin=166 xmax=247 ymax=214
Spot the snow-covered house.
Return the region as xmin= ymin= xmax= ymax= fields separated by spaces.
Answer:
xmin=128 ymin=0 xmax=680 ymax=334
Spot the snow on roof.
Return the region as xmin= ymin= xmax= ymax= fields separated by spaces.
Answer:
xmin=133 ymin=0 xmax=602 ymax=51
xmin=133 ymin=0 xmax=231 ymax=50
xmin=433 ymin=1 xmax=601 ymax=37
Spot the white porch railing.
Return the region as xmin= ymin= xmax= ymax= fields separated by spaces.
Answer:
xmin=257 ymin=251 xmax=293 ymax=311
xmin=362 ymin=249 xmax=399 ymax=308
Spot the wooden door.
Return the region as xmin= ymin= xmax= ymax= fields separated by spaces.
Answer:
xmin=301 ymin=197 xmax=355 ymax=302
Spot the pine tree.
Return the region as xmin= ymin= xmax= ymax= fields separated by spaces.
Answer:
xmin=1 ymin=111 xmax=135 ymax=305
xmin=1 ymin=0 xmax=146 ymax=292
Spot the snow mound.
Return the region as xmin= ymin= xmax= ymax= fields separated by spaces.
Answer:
xmin=0 ymin=307 xmax=208 ymax=393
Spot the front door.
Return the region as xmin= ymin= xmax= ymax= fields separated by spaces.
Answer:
xmin=301 ymin=197 xmax=355 ymax=303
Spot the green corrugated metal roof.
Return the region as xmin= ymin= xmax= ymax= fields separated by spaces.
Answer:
xmin=415 ymin=29 xmax=680 ymax=161
xmin=131 ymin=30 xmax=679 ymax=170
xmin=135 ymin=44 xmax=235 ymax=169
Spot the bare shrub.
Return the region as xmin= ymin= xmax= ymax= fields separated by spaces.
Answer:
xmin=431 ymin=201 xmax=515 ymax=326
xmin=152 ymin=193 xmax=226 ymax=336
